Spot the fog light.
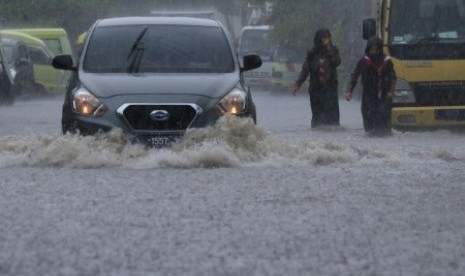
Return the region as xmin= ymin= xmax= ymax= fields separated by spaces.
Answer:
xmin=397 ymin=115 xmax=416 ymax=124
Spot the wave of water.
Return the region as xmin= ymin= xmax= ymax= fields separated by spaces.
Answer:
xmin=0 ymin=116 xmax=463 ymax=169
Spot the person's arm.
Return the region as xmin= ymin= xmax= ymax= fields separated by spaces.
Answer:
xmin=345 ymin=59 xmax=362 ymax=101
xmin=293 ymin=56 xmax=310 ymax=95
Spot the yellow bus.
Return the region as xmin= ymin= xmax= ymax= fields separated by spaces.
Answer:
xmin=364 ymin=0 xmax=465 ymax=129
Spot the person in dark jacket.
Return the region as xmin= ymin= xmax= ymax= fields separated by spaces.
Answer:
xmin=293 ymin=29 xmax=341 ymax=128
xmin=345 ymin=36 xmax=397 ymax=137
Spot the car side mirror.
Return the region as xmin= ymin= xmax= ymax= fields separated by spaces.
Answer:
xmin=363 ymin=18 xmax=377 ymax=40
xmin=242 ymin=54 xmax=262 ymax=72
xmin=52 ymin=54 xmax=76 ymax=71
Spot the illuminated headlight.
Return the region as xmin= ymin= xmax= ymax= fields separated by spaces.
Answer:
xmin=218 ymin=88 xmax=247 ymax=115
xmin=393 ymin=79 xmax=416 ymax=103
xmin=72 ymin=87 xmax=108 ymax=116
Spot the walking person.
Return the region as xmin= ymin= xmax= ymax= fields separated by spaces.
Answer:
xmin=292 ymin=28 xmax=341 ymax=128
xmin=345 ymin=36 xmax=397 ymax=137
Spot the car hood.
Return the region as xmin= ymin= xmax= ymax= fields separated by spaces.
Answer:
xmin=79 ymin=72 xmax=240 ymax=99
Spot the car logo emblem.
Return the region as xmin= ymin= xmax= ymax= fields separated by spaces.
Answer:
xmin=150 ymin=110 xmax=170 ymax=122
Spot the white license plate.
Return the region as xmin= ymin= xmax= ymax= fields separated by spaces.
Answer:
xmin=146 ymin=136 xmax=179 ymax=147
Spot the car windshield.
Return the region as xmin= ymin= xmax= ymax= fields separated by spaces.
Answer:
xmin=83 ymin=24 xmax=235 ymax=73
xmin=389 ymin=0 xmax=465 ymax=45
xmin=42 ymin=39 xmax=63 ymax=57
xmin=238 ymin=29 xmax=275 ymax=61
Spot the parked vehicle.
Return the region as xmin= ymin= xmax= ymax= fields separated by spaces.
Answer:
xmin=0 ymin=38 xmax=35 ymax=98
xmin=364 ymin=0 xmax=465 ymax=129
xmin=0 ymin=39 xmax=14 ymax=105
xmin=238 ymin=25 xmax=275 ymax=89
xmin=271 ymin=44 xmax=306 ymax=93
xmin=0 ymin=30 xmax=69 ymax=95
xmin=52 ymin=16 xmax=262 ymax=147
xmin=7 ymin=28 xmax=74 ymax=60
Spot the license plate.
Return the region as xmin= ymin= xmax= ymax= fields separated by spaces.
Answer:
xmin=149 ymin=136 xmax=179 ymax=147
xmin=136 ymin=135 xmax=180 ymax=148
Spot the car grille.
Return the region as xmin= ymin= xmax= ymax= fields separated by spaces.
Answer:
xmin=413 ymin=82 xmax=465 ymax=106
xmin=118 ymin=104 xmax=201 ymax=132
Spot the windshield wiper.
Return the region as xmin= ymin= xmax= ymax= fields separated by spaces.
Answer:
xmin=126 ymin=26 xmax=148 ymax=73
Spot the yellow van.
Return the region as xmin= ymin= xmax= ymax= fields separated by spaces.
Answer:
xmin=0 ymin=30 xmax=69 ymax=94
xmin=7 ymin=28 xmax=74 ymax=59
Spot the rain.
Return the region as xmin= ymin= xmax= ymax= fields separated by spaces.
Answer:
xmin=1 ymin=1 xmax=465 ymax=275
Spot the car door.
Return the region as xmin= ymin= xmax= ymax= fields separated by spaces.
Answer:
xmin=14 ymin=42 xmax=34 ymax=91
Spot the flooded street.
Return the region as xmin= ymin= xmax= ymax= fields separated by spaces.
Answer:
xmin=0 ymin=92 xmax=464 ymax=275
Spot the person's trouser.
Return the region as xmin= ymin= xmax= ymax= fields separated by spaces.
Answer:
xmin=309 ymin=84 xmax=340 ymax=127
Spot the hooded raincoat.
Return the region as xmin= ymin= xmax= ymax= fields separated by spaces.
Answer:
xmin=346 ymin=37 xmax=397 ymax=136
xmin=295 ymin=29 xmax=341 ymax=128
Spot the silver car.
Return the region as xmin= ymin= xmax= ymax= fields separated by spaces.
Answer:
xmin=53 ymin=17 xmax=262 ymax=146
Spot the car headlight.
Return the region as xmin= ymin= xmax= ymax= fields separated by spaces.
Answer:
xmin=218 ymin=88 xmax=247 ymax=115
xmin=72 ymin=86 xmax=108 ymax=116
xmin=393 ymin=79 xmax=416 ymax=104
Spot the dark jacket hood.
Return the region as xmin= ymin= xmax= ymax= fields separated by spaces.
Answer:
xmin=365 ymin=36 xmax=385 ymax=64
xmin=365 ymin=36 xmax=384 ymax=55
xmin=312 ymin=28 xmax=331 ymax=53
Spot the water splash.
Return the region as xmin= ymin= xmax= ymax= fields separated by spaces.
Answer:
xmin=0 ymin=116 xmax=463 ymax=169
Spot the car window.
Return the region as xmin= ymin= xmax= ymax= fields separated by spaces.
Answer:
xmin=42 ymin=38 xmax=62 ymax=56
xmin=2 ymin=45 xmax=14 ymax=63
xmin=83 ymin=24 xmax=235 ymax=73
xmin=17 ymin=44 xmax=28 ymax=60
xmin=239 ymin=29 xmax=275 ymax=61
xmin=27 ymin=45 xmax=51 ymax=65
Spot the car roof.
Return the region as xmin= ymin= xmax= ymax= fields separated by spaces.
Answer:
xmin=6 ymin=28 xmax=68 ymax=37
xmin=95 ymin=16 xmax=221 ymax=28
xmin=0 ymin=30 xmax=46 ymax=47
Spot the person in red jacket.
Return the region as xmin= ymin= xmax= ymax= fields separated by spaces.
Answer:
xmin=293 ymin=29 xmax=341 ymax=128
xmin=345 ymin=36 xmax=397 ymax=137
